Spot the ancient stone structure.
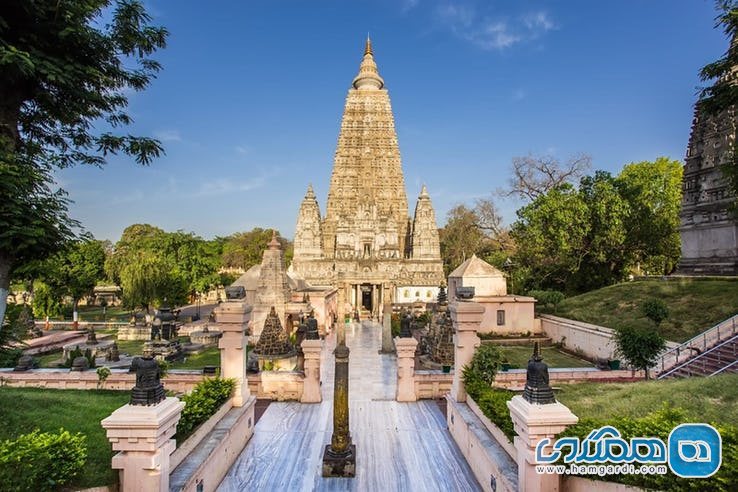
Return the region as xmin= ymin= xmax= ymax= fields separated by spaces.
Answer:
xmin=253 ymin=306 xmax=296 ymax=370
xmin=521 ymin=342 xmax=555 ymax=405
xmin=292 ymin=38 xmax=443 ymax=318
xmin=678 ymin=36 xmax=738 ymax=274
xmin=130 ymin=350 xmax=167 ymax=406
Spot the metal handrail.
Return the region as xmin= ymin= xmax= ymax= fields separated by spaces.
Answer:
xmin=657 ymin=332 xmax=738 ymax=379
xmin=711 ymin=358 xmax=738 ymax=376
xmin=656 ymin=314 xmax=738 ymax=374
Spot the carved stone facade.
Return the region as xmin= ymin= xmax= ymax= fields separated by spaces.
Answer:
xmin=292 ymin=39 xmax=443 ymax=317
xmin=678 ymin=39 xmax=738 ymax=275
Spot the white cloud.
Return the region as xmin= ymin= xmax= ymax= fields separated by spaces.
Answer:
xmin=154 ymin=130 xmax=182 ymax=142
xmin=402 ymin=0 xmax=421 ymax=12
xmin=434 ymin=2 xmax=557 ymax=51
xmin=523 ymin=11 xmax=556 ymax=32
xmin=235 ymin=145 xmax=250 ymax=155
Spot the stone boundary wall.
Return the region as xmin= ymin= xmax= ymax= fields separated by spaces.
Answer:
xmin=169 ymin=396 xmax=257 ymax=492
xmin=493 ymin=368 xmax=644 ymax=390
xmin=0 ymin=370 xmax=305 ymax=400
xmin=467 ymin=396 xmax=516 ymax=460
xmin=540 ymin=315 xmax=679 ymax=362
xmin=446 ymin=395 xmax=518 ymax=492
xmin=563 ymin=476 xmax=645 ymax=492
xmin=170 ymin=398 xmax=234 ymax=471
xmin=539 ymin=314 xmax=619 ymax=361
xmin=414 ymin=370 xmax=453 ymax=399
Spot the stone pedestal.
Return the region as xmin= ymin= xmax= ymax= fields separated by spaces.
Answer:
xmin=214 ymin=301 xmax=252 ymax=407
xmin=301 ymin=339 xmax=323 ymax=403
xmin=380 ymin=303 xmax=394 ymax=353
xmin=449 ymin=301 xmax=484 ymax=402
xmin=101 ymin=397 xmax=184 ymax=492
xmin=507 ymin=395 xmax=579 ymax=492
xmin=395 ymin=336 xmax=418 ymax=402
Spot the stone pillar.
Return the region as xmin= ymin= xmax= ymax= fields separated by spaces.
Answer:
xmin=101 ymin=397 xmax=184 ymax=492
xmin=507 ymin=396 xmax=579 ymax=492
xmin=301 ymin=339 xmax=323 ymax=403
xmin=449 ymin=301 xmax=484 ymax=402
xmin=214 ymin=301 xmax=252 ymax=406
xmin=395 ymin=336 xmax=418 ymax=402
xmin=381 ymin=303 xmax=394 ymax=353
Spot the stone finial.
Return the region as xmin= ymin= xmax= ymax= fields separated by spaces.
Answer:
xmin=522 ymin=342 xmax=556 ymax=405
xmin=306 ymin=184 xmax=316 ymax=199
xmin=437 ymin=283 xmax=448 ymax=305
xmin=268 ymin=230 xmax=281 ymax=250
xmin=419 ymin=184 xmax=429 ymax=198
xmin=352 ymin=36 xmax=384 ymax=90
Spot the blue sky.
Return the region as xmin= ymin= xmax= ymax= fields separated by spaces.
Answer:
xmin=58 ymin=0 xmax=728 ymax=242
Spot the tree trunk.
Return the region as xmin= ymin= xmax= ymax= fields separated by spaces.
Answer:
xmin=0 ymin=252 xmax=13 ymax=329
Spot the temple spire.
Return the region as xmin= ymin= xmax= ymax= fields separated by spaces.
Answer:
xmin=352 ymin=36 xmax=384 ymax=90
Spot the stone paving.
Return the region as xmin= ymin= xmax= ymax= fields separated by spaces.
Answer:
xmin=218 ymin=321 xmax=480 ymax=491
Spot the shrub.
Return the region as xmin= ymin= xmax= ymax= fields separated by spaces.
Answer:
xmin=390 ymin=313 xmax=400 ymax=337
xmin=613 ymin=325 xmax=666 ymax=379
xmin=462 ymin=343 xmax=503 ymax=387
xmin=529 ymin=290 xmax=566 ymax=312
xmin=96 ymin=366 xmax=111 ymax=389
xmin=177 ymin=377 xmax=235 ymax=442
xmin=642 ymin=299 xmax=669 ymax=326
xmin=0 ymin=428 xmax=87 ymax=492
xmin=558 ymin=406 xmax=738 ymax=491
xmin=475 ymin=388 xmax=516 ymax=440
xmin=64 ymin=346 xmax=84 ymax=368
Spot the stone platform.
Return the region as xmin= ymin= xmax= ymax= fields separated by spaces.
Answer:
xmin=217 ymin=321 xmax=480 ymax=491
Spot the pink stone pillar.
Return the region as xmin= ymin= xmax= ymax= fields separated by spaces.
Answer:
xmin=301 ymin=339 xmax=323 ymax=403
xmin=449 ymin=301 xmax=484 ymax=402
xmin=214 ymin=301 xmax=252 ymax=406
xmin=395 ymin=336 xmax=418 ymax=402
xmin=101 ymin=397 xmax=184 ymax=492
xmin=507 ymin=395 xmax=579 ymax=492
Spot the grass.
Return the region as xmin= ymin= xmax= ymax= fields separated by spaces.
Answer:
xmin=170 ymin=347 xmax=220 ymax=370
xmin=497 ymin=345 xmax=593 ymax=368
xmin=0 ymin=387 xmax=130 ymax=489
xmin=547 ymin=278 xmax=738 ymax=342
xmin=556 ymin=373 xmax=738 ymax=426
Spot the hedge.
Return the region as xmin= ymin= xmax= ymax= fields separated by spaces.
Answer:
xmin=176 ymin=377 xmax=235 ymax=443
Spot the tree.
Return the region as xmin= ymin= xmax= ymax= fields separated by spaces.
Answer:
xmin=642 ymin=299 xmax=669 ymax=327
xmin=220 ymin=228 xmax=292 ymax=271
xmin=502 ymin=153 xmax=591 ymax=201
xmin=0 ymin=1 xmax=168 ymax=326
xmin=119 ymin=249 xmax=180 ymax=313
xmin=613 ymin=325 xmax=666 ymax=380
xmin=43 ymin=239 xmax=107 ymax=321
xmin=616 ymin=158 xmax=683 ymax=275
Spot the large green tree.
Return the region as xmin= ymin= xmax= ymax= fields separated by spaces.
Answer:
xmin=220 ymin=228 xmax=293 ymax=271
xmin=0 ymin=0 xmax=168 ymax=326
xmin=511 ymin=159 xmax=682 ymax=293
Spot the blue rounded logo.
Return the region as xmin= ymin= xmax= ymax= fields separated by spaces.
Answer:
xmin=668 ymin=423 xmax=722 ymax=478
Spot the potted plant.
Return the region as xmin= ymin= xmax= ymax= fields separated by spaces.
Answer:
xmin=500 ymin=358 xmax=511 ymax=371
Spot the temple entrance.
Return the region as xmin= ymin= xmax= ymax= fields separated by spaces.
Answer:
xmin=360 ymin=284 xmax=372 ymax=312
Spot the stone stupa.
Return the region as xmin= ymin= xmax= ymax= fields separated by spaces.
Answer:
xmin=253 ymin=306 xmax=297 ymax=371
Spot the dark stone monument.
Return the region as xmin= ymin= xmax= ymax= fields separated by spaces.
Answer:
xmin=130 ymin=348 xmax=166 ymax=406
xmin=225 ymin=285 xmax=246 ymax=301
xmin=322 ymin=325 xmax=356 ymax=477
xmin=71 ymin=356 xmax=89 ymax=371
xmin=107 ymin=342 xmax=120 ymax=362
xmin=522 ymin=342 xmax=556 ymax=405
xmin=13 ymin=355 xmax=35 ymax=372
xmin=86 ymin=328 xmax=98 ymax=345
xmin=154 ymin=305 xmax=177 ymax=341
xmin=456 ymin=286 xmax=475 ymax=301
xmin=306 ymin=311 xmax=320 ymax=340
xmin=399 ymin=310 xmax=412 ymax=338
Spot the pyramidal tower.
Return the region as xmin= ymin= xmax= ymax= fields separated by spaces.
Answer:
xmin=292 ymin=38 xmax=443 ymax=317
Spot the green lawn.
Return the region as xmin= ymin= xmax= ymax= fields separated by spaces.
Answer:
xmin=170 ymin=347 xmax=220 ymax=370
xmin=547 ymin=278 xmax=738 ymax=342
xmin=556 ymin=374 xmax=738 ymax=426
xmin=77 ymin=305 xmax=131 ymax=322
xmin=496 ymin=345 xmax=593 ymax=369
xmin=0 ymin=387 xmax=129 ymax=489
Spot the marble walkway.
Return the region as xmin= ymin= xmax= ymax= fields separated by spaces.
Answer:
xmin=218 ymin=321 xmax=481 ymax=491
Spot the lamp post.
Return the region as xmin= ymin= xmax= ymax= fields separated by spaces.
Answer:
xmin=503 ymin=257 xmax=515 ymax=295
